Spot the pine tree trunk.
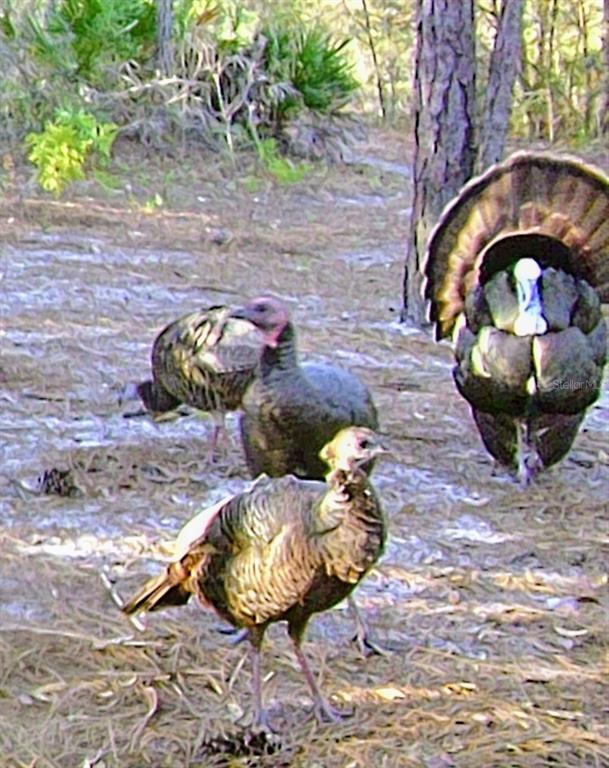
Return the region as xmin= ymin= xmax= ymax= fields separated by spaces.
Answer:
xmin=156 ymin=0 xmax=174 ymax=76
xmin=601 ymin=0 xmax=609 ymax=133
xmin=478 ymin=0 xmax=524 ymax=171
xmin=402 ymin=0 xmax=476 ymax=326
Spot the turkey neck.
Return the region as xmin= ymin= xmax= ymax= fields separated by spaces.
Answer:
xmin=311 ymin=465 xmax=385 ymax=586
xmin=321 ymin=467 xmax=384 ymax=533
xmin=260 ymin=322 xmax=300 ymax=376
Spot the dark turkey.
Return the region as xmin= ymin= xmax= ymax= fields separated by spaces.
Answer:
xmin=126 ymin=305 xmax=262 ymax=456
xmin=122 ymin=426 xmax=387 ymax=729
xmin=228 ymin=296 xmax=381 ymax=653
xmin=228 ymin=297 xmax=379 ymax=479
xmin=423 ymin=151 xmax=609 ymax=482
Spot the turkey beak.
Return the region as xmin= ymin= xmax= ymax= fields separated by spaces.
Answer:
xmin=359 ymin=442 xmax=391 ymax=466
xmin=228 ymin=306 xmax=249 ymax=322
xmin=371 ymin=444 xmax=391 ymax=460
xmin=229 ymin=307 xmax=276 ymax=346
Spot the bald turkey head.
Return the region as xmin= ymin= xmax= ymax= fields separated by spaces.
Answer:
xmin=320 ymin=426 xmax=387 ymax=473
xmin=230 ymin=296 xmax=290 ymax=348
xmin=512 ymin=258 xmax=547 ymax=337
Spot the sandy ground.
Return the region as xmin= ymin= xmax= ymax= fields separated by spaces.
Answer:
xmin=0 ymin=129 xmax=608 ymax=767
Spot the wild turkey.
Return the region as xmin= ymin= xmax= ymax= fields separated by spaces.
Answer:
xmin=228 ymin=296 xmax=381 ymax=653
xmin=124 ymin=305 xmax=262 ymax=457
xmin=423 ymin=151 xmax=609 ymax=482
xmin=228 ymin=296 xmax=379 ymax=479
xmin=122 ymin=426 xmax=387 ymax=729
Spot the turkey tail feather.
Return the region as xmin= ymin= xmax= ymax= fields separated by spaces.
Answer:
xmin=423 ymin=151 xmax=609 ymax=340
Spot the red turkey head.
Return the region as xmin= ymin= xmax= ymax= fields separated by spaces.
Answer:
xmin=229 ymin=296 xmax=290 ymax=348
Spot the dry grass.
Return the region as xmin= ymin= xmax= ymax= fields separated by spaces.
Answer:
xmin=1 ymin=129 xmax=608 ymax=767
xmin=0 ymin=551 xmax=606 ymax=768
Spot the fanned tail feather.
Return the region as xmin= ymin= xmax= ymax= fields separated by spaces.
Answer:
xmin=424 ymin=151 xmax=609 ymax=340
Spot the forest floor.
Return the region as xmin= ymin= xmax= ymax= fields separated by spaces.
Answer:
xmin=1 ymin=126 xmax=608 ymax=768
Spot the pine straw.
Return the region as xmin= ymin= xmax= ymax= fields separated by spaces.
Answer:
xmin=0 ymin=539 xmax=606 ymax=768
xmin=2 ymin=133 xmax=609 ymax=767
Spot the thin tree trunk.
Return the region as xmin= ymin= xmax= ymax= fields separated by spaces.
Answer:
xmin=545 ymin=0 xmax=558 ymax=143
xmin=478 ymin=0 xmax=524 ymax=171
xmin=156 ymin=0 xmax=174 ymax=76
xmin=402 ymin=0 xmax=476 ymax=325
xmin=576 ymin=0 xmax=592 ymax=136
xmin=361 ymin=0 xmax=387 ymax=120
xmin=603 ymin=0 xmax=609 ymax=133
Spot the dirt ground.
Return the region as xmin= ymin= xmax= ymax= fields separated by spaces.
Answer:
xmin=1 ymin=128 xmax=608 ymax=768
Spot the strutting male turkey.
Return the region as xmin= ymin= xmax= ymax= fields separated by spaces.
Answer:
xmin=423 ymin=151 xmax=609 ymax=482
xmin=122 ymin=426 xmax=387 ymax=729
xmin=228 ymin=296 xmax=381 ymax=653
xmin=124 ymin=305 xmax=262 ymax=458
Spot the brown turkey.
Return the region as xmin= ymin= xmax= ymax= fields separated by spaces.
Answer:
xmin=423 ymin=151 xmax=609 ymax=482
xmin=123 ymin=304 xmax=262 ymax=457
xmin=122 ymin=426 xmax=387 ymax=729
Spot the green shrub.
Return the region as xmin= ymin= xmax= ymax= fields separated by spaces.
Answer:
xmin=26 ymin=108 xmax=118 ymax=194
xmin=3 ymin=1 xmax=360 ymax=158
xmin=214 ymin=2 xmax=260 ymax=53
xmin=45 ymin=0 xmax=156 ymax=85
xmin=262 ymin=21 xmax=358 ymax=119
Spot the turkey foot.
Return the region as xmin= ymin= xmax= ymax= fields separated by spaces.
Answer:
xmin=292 ymin=642 xmax=351 ymax=724
xmin=348 ymin=595 xmax=386 ymax=657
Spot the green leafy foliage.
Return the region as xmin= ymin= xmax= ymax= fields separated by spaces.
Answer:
xmin=256 ymin=137 xmax=311 ymax=183
xmin=0 ymin=6 xmax=16 ymax=39
xmin=25 ymin=109 xmax=118 ymax=195
xmin=215 ymin=2 xmax=260 ymax=52
xmin=262 ymin=21 xmax=358 ymax=118
xmin=25 ymin=11 xmax=77 ymax=79
xmin=1 ymin=0 xmax=360 ymax=158
xmin=1 ymin=0 xmax=607 ymax=151
xmin=45 ymin=0 xmax=156 ymax=84
xmin=293 ymin=28 xmax=358 ymax=112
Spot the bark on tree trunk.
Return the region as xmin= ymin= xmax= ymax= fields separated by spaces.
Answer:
xmin=601 ymin=0 xmax=609 ymax=133
xmin=402 ymin=0 xmax=476 ymax=325
xmin=156 ymin=0 xmax=174 ymax=76
xmin=478 ymin=0 xmax=524 ymax=171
